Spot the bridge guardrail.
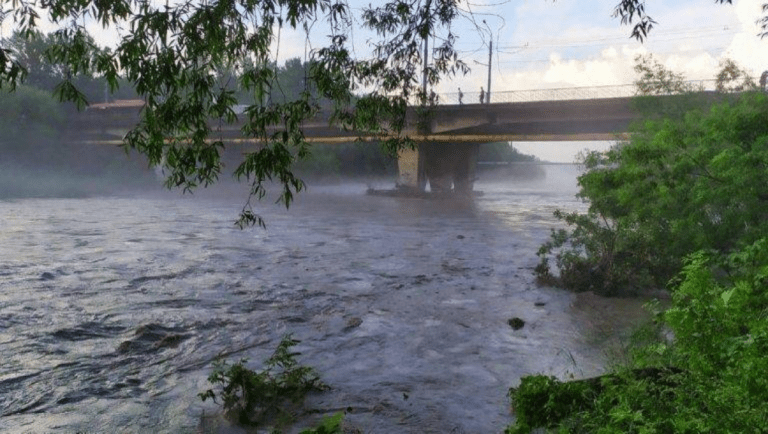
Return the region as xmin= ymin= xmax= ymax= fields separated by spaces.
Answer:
xmin=439 ymin=79 xmax=724 ymax=105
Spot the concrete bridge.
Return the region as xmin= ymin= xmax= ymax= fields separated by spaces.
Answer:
xmin=70 ymin=87 xmax=646 ymax=193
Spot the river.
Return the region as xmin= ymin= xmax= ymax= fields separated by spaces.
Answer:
xmin=0 ymin=166 xmax=651 ymax=433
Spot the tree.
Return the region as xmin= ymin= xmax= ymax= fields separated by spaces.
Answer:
xmin=511 ymin=59 xmax=768 ymax=434
xmin=632 ymin=54 xmax=699 ymax=96
xmin=535 ymin=58 xmax=768 ymax=295
xmin=3 ymin=29 xmax=136 ymax=105
xmin=5 ymin=31 xmax=66 ymax=90
xmin=0 ymin=84 xmax=65 ymax=157
xmin=715 ymin=58 xmax=757 ymax=93
xmin=630 ymin=54 xmax=711 ymax=123
xmin=0 ymin=0 xmax=754 ymax=224
xmin=271 ymin=58 xmax=311 ymax=104
xmin=1 ymin=0 xmax=471 ymax=225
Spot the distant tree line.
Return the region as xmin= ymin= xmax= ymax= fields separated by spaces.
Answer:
xmin=0 ymin=31 xmax=145 ymax=197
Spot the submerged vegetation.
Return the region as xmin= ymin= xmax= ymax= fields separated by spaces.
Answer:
xmin=199 ymin=334 xmax=332 ymax=430
xmin=512 ymin=56 xmax=768 ymax=432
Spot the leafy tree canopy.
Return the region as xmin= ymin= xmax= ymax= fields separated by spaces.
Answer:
xmin=4 ymin=29 xmax=138 ymax=103
xmin=0 ymin=0 xmax=753 ymax=224
xmin=536 ymin=56 xmax=768 ymax=295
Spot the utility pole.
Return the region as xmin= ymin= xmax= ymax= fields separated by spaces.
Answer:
xmin=486 ymin=39 xmax=492 ymax=104
xmin=482 ymin=19 xmax=492 ymax=104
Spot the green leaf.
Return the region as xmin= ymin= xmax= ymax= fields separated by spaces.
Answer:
xmin=720 ymin=288 xmax=736 ymax=306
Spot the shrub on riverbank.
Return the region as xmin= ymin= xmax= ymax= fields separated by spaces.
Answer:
xmin=509 ymin=238 xmax=768 ymax=433
xmin=535 ymin=90 xmax=768 ymax=295
xmin=517 ymin=57 xmax=768 ymax=433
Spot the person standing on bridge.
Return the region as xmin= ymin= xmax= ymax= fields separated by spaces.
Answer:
xmin=458 ymin=88 xmax=464 ymax=105
xmin=479 ymin=87 xmax=485 ymax=104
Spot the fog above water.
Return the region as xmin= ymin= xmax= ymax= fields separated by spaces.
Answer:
xmin=0 ymin=137 xmax=159 ymax=199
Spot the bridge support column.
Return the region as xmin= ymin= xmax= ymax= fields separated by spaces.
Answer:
xmin=397 ymin=146 xmax=427 ymax=192
xmin=421 ymin=142 xmax=479 ymax=194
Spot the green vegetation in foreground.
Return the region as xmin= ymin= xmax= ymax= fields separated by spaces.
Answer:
xmin=297 ymin=413 xmax=345 ymax=434
xmin=199 ymin=334 xmax=333 ymax=431
xmin=508 ymin=239 xmax=768 ymax=433
xmin=510 ymin=57 xmax=768 ymax=433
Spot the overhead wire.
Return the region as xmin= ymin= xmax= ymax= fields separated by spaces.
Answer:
xmin=464 ymin=21 xmax=742 ymax=73
xmin=493 ymin=46 xmax=730 ymax=67
xmin=497 ymin=31 xmax=738 ymax=51
xmin=493 ymin=23 xmax=740 ymax=51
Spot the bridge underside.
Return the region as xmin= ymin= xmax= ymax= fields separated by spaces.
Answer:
xmin=391 ymin=119 xmax=630 ymax=193
xmin=70 ymin=96 xmax=639 ymax=194
xmin=397 ymin=143 xmax=481 ymax=194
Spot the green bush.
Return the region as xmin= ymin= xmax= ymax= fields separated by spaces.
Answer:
xmin=520 ymin=57 xmax=768 ymax=431
xmin=199 ymin=334 xmax=329 ymax=428
xmin=510 ymin=239 xmax=768 ymax=433
xmin=506 ymin=375 xmax=597 ymax=434
xmin=536 ymin=56 xmax=768 ymax=295
xmin=536 ymin=91 xmax=768 ymax=294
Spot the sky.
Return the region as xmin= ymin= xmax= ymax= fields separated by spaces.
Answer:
xmin=4 ymin=0 xmax=768 ymax=162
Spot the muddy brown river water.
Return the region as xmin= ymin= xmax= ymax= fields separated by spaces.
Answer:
xmin=0 ymin=167 xmax=652 ymax=433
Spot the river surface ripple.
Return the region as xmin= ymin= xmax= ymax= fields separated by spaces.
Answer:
xmin=0 ymin=168 xmax=650 ymax=433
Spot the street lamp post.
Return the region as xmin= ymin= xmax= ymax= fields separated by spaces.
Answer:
xmin=486 ymin=39 xmax=492 ymax=103
xmin=483 ymin=20 xmax=492 ymax=104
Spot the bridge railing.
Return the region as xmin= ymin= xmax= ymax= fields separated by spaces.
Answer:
xmin=439 ymin=79 xmax=722 ymax=105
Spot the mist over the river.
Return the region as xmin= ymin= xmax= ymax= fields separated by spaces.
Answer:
xmin=0 ymin=132 xmax=159 ymax=199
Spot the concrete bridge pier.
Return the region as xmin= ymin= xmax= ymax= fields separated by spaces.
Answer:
xmin=397 ymin=142 xmax=479 ymax=194
xmin=396 ymin=146 xmax=427 ymax=192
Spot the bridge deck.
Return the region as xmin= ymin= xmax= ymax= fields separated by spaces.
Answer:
xmin=69 ymin=95 xmax=643 ymax=144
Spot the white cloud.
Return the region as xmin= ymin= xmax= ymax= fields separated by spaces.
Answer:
xmin=735 ymin=0 xmax=765 ymax=33
xmin=439 ymin=0 xmax=768 ymax=98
